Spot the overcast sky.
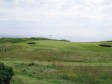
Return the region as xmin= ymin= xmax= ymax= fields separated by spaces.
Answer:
xmin=0 ymin=0 xmax=112 ymax=42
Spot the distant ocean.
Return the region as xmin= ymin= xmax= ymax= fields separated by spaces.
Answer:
xmin=0 ymin=35 xmax=33 ymax=38
xmin=0 ymin=35 xmax=109 ymax=42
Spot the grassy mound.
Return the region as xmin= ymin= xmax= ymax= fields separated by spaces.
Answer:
xmin=99 ymin=42 xmax=112 ymax=47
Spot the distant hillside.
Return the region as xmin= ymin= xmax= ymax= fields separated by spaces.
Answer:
xmin=0 ymin=37 xmax=70 ymax=43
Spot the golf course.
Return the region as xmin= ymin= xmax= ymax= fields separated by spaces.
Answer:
xmin=0 ymin=38 xmax=112 ymax=84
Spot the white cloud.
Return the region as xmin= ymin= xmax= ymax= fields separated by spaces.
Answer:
xmin=13 ymin=0 xmax=36 ymax=4
xmin=0 ymin=0 xmax=112 ymax=41
xmin=0 ymin=0 xmax=110 ymax=21
xmin=85 ymin=0 xmax=105 ymax=4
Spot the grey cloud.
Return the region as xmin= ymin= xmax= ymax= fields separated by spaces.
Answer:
xmin=0 ymin=0 xmax=112 ymax=41
xmin=0 ymin=12 xmax=8 ymax=16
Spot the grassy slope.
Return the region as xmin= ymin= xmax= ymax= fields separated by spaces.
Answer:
xmin=0 ymin=39 xmax=112 ymax=84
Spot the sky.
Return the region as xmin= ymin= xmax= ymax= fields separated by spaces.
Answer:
xmin=0 ymin=0 xmax=112 ymax=42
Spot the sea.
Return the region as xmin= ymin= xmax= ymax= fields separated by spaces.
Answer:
xmin=0 ymin=35 xmax=110 ymax=42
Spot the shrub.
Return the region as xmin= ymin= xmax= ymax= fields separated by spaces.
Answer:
xmin=0 ymin=38 xmax=26 ymax=43
xmin=29 ymin=37 xmax=50 ymax=40
xmin=0 ymin=62 xmax=14 ymax=84
xmin=59 ymin=39 xmax=70 ymax=42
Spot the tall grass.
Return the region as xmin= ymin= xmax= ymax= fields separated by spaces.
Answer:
xmin=6 ymin=62 xmax=112 ymax=84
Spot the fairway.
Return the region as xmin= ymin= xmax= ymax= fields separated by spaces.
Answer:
xmin=0 ymin=38 xmax=112 ymax=84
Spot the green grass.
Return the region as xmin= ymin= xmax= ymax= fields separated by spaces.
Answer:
xmin=0 ymin=38 xmax=112 ymax=84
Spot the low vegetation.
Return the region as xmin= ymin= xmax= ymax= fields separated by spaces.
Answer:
xmin=0 ymin=38 xmax=26 ymax=43
xmin=0 ymin=38 xmax=112 ymax=84
xmin=0 ymin=62 xmax=14 ymax=84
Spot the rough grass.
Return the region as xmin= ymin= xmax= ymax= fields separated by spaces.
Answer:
xmin=3 ymin=61 xmax=112 ymax=84
xmin=0 ymin=38 xmax=112 ymax=84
